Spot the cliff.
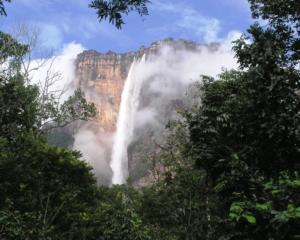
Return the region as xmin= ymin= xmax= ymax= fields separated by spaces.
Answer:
xmin=74 ymin=39 xmax=202 ymax=185
xmin=75 ymin=38 xmax=201 ymax=132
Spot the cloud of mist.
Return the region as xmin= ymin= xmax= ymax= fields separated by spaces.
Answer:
xmin=134 ymin=35 xmax=239 ymax=125
xmin=29 ymin=42 xmax=85 ymax=101
xmin=73 ymin=126 xmax=113 ymax=184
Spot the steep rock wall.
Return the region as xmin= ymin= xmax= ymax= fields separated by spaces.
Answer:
xmin=74 ymin=39 xmax=203 ymax=185
xmin=75 ymin=39 xmax=202 ymax=132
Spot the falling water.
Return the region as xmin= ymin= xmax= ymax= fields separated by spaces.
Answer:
xmin=110 ymin=55 xmax=146 ymax=184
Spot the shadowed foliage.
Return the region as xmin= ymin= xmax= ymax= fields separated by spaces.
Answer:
xmin=89 ymin=0 xmax=150 ymax=28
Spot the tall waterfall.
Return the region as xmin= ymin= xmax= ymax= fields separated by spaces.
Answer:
xmin=110 ymin=56 xmax=146 ymax=184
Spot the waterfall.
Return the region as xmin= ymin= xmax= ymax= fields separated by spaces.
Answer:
xmin=110 ymin=55 xmax=146 ymax=184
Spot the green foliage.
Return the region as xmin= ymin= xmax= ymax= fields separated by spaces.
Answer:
xmin=0 ymin=29 xmax=96 ymax=133
xmin=57 ymin=89 xmax=96 ymax=126
xmin=46 ymin=126 xmax=74 ymax=148
xmin=86 ymin=186 xmax=153 ymax=240
xmin=248 ymin=0 xmax=300 ymax=63
xmin=0 ymin=208 xmax=56 ymax=240
xmin=0 ymin=73 xmax=39 ymax=141
xmin=0 ymin=135 xmax=98 ymax=239
xmin=0 ymin=30 xmax=151 ymax=240
xmin=229 ymin=202 xmax=257 ymax=224
xmin=89 ymin=0 xmax=150 ymax=28
xmin=0 ymin=31 xmax=28 ymax=74
xmin=227 ymin=172 xmax=300 ymax=239
xmin=0 ymin=0 xmax=10 ymax=16
xmin=0 ymin=0 xmax=149 ymax=29
xmin=0 ymin=31 xmax=28 ymax=62
xmin=41 ymin=89 xmax=97 ymax=131
xmin=249 ymin=0 xmax=300 ymax=24
xmin=140 ymin=1 xmax=300 ymax=239
xmin=140 ymin=168 xmax=223 ymax=240
xmin=0 ymin=28 xmax=99 ymax=239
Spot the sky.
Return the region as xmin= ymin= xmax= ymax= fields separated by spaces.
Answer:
xmin=0 ymin=0 xmax=252 ymax=53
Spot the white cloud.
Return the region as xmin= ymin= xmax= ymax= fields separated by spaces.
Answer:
xmin=221 ymin=0 xmax=250 ymax=12
xmin=73 ymin=127 xmax=113 ymax=184
xmin=37 ymin=23 xmax=63 ymax=49
xmin=28 ymin=42 xmax=86 ymax=101
xmin=178 ymin=9 xmax=220 ymax=42
xmin=152 ymin=0 xmax=221 ymax=43
xmin=17 ymin=0 xmax=48 ymax=10
xmin=222 ymin=30 xmax=243 ymax=50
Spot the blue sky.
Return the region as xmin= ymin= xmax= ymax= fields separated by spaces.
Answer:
xmin=0 ymin=0 xmax=252 ymax=53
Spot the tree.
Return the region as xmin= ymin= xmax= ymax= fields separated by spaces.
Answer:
xmin=173 ymin=0 xmax=300 ymax=238
xmin=0 ymin=0 xmax=150 ymax=29
xmin=0 ymin=30 xmax=99 ymax=239
xmin=184 ymin=69 xmax=300 ymax=238
xmin=140 ymin=168 xmax=223 ymax=240
xmin=0 ymin=25 xmax=154 ymax=240
xmin=248 ymin=0 xmax=299 ymax=63
xmin=89 ymin=0 xmax=150 ymax=29
xmin=81 ymin=185 xmax=153 ymax=240
xmin=136 ymin=0 xmax=299 ymax=239
xmin=0 ymin=0 xmax=10 ymax=16
xmin=0 ymin=135 xmax=99 ymax=239
xmin=0 ymin=29 xmax=96 ymax=135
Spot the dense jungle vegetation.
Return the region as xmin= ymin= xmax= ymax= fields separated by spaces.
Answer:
xmin=0 ymin=0 xmax=299 ymax=239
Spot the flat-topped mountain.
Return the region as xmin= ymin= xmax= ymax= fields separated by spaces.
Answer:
xmin=75 ymin=39 xmax=204 ymax=132
xmin=74 ymin=39 xmax=220 ymax=185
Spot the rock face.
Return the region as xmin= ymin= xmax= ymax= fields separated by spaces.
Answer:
xmin=75 ymin=50 xmax=133 ymax=132
xmin=75 ymin=38 xmax=202 ymax=132
xmin=76 ymin=39 xmax=203 ymax=131
xmin=74 ymin=39 xmax=201 ymax=185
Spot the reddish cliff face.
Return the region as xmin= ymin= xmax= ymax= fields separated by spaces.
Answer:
xmin=75 ymin=39 xmax=202 ymax=133
xmin=76 ymin=51 xmax=134 ymax=132
xmin=74 ymin=39 xmax=203 ymax=185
